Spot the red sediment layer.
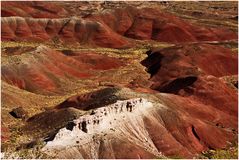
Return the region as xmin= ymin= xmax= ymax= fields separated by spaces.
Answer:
xmin=1 ymin=47 xmax=124 ymax=94
xmin=1 ymin=3 xmax=237 ymax=47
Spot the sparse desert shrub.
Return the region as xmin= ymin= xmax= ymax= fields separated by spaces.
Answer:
xmin=1 ymin=142 xmax=52 ymax=159
xmin=199 ymin=142 xmax=238 ymax=159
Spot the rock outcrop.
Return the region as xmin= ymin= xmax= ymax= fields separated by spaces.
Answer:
xmin=22 ymin=86 xmax=237 ymax=158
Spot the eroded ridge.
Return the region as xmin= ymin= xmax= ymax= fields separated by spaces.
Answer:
xmin=75 ymin=98 xmax=151 ymax=133
xmin=43 ymin=98 xmax=156 ymax=153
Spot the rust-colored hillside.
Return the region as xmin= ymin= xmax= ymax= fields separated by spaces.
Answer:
xmin=1 ymin=1 xmax=238 ymax=159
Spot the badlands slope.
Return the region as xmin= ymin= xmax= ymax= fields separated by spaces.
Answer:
xmin=1 ymin=1 xmax=238 ymax=159
xmin=1 ymin=2 xmax=237 ymax=47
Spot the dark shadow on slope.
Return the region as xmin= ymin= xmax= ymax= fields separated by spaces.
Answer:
xmin=192 ymin=125 xmax=200 ymax=141
xmin=56 ymin=87 xmax=124 ymax=111
xmin=156 ymin=76 xmax=197 ymax=94
xmin=141 ymin=50 xmax=164 ymax=77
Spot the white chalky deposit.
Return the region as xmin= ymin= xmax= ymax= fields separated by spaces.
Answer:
xmin=42 ymin=98 xmax=165 ymax=158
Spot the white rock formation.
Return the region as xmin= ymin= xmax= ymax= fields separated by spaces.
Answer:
xmin=42 ymin=98 xmax=165 ymax=158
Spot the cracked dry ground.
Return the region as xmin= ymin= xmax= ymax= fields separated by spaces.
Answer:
xmin=1 ymin=1 xmax=238 ymax=159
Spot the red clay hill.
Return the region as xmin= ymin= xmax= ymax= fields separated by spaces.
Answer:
xmin=1 ymin=1 xmax=68 ymax=18
xmin=1 ymin=2 xmax=237 ymax=48
xmin=141 ymin=43 xmax=238 ymax=118
xmin=22 ymin=43 xmax=238 ymax=158
xmin=1 ymin=1 xmax=238 ymax=159
xmin=2 ymin=46 xmax=124 ymax=94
